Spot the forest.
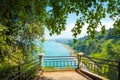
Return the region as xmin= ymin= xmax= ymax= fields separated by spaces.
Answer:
xmin=0 ymin=0 xmax=120 ymax=73
xmin=66 ymin=28 xmax=120 ymax=60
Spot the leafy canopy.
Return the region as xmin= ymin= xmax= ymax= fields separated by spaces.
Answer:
xmin=1 ymin=0 xmax=120 ymax=36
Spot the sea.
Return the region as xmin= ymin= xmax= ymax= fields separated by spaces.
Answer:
xmin=43 ymin=41 xmax=70 ymax=56
xmin=36 ymin=41 xmax=77 ymax=68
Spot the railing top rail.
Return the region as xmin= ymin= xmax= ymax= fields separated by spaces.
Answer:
xmin=43 ymin=56 xmax=77 ymax=60
xmin=43 ymin=56 xmax=77 ymax=57
xmin=19 ymin=58 xmax=38 ymax=66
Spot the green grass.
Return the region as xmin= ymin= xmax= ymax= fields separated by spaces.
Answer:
xmin=43 ymin=66 xmax=55 ymax=70
xmin=66 ymin=66 xmax=72 ymax=69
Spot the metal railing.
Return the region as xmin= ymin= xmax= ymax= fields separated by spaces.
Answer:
xmin=0 ymin=58 xmax=39 ymax=80
xmin=43 ymin=56 xmax=78 ymax=70
xmin=0 ymin=54 xmax=119 ymax=80
xmin=82 ymin=55 xmax=120 ymax=80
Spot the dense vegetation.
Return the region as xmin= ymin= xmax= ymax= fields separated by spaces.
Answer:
xmin=66 ymin=28 xmax=120 ymax=60
xmin=0 ymin=0 xmax=120 ymax=71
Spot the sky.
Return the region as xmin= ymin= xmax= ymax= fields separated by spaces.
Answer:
xmin=45 ymin=13 xmax=114 ymax=40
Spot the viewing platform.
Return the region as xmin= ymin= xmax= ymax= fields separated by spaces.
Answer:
xmin=35 ymin=70 xmax=88 ymax=80
xmin=0 ymin=53 xmax=120 ymax=80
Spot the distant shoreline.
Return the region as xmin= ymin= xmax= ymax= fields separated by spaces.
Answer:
xmin=62 ymin=43 xmax=76 ymax=56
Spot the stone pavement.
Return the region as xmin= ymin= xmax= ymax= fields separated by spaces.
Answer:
xmin=34 ymin=70 xmax=88 ymax=80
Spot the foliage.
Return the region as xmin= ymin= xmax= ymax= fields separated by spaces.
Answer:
xmin=0 ymin=0 xmax=120 ymax=70
xmin=66 ymin=28 xmax=120 ymax=60
xmin=66 ymin=65 xmax=72 ymax=69
xmin=43 ymin=66 xmax=55 ymax=71
xmin=0 ymin=0 xmax=45 ymax=69
xmin=0 ymin=0 xmax=120 ymax=39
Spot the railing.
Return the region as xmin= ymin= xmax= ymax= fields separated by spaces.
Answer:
xmin=82 ymin=54 xmax=120 ymax=80
xmin=0 ymin=54 xmax=119 ymax=80
xmin=43 ymin=56 xmax=78 ymax=70
xmin=0 ymin=58 xmax=39 ymax=80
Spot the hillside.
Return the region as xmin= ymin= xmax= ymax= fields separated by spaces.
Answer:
xmin=66 ymin=28 xmax=120 ymax=60
xmin=47 ymin=38 xmax=72 ymax=43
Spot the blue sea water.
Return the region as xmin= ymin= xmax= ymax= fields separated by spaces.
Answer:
xmin=36 ymin=41 xmax=77 ymax=68
xmin=43 ymin=41 xmax=70 ymax=56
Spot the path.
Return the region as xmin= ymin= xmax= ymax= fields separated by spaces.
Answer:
xmin=34 ymin=70 xmax=88 ymax=80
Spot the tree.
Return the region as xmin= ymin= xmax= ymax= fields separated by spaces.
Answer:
xmin=0 ymin=0 xmax=120 ymax=59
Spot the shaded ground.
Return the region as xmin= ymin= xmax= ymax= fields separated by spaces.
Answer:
xmin=34 ymin=70 xmax=88 ymax=80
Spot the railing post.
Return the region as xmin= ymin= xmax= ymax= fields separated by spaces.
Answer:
xmin=39 ymin=54 xmax=43 ymax=71
xmin=78 ymin=53 xmax=84 ymax=70
xmin=118 ymin=61 xmax=120 ymax=80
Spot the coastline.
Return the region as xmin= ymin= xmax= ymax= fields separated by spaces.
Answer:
xmin=62 ymin=43 xmax=77 ymax=56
